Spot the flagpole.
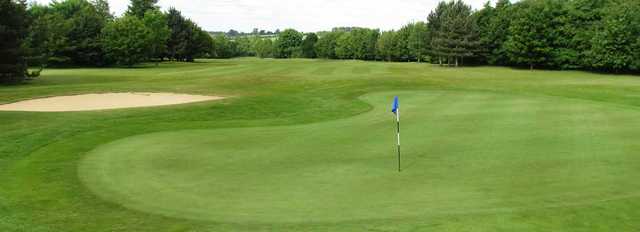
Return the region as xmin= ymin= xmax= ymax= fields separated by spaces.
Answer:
xmin=396 ymin=107 xmax=401 ymax=172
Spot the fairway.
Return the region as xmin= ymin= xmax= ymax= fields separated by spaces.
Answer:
xmin=2 ymin=59 xmax=640 ymax=231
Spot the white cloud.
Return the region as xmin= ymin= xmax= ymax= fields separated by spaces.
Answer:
xmin=32 ymin=0 xmax=492 ymax=32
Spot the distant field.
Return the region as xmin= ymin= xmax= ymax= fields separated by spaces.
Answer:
xmin=1 ymin=58 xmax=640 ymax=231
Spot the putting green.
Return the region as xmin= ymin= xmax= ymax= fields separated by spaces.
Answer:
xmin=79 ymin=91 xmax=640 ymax=223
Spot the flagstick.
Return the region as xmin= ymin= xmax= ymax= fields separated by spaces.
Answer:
xmin=396 ymin=107 xmax=401 ymax=172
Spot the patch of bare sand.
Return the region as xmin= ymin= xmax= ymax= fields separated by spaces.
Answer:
xmin=0 ymin=93 xmax=224 ymax=112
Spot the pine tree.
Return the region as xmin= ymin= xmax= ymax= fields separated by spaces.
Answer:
xmin=0 ymin=0 xmax=28 ymax=84
xmin=428 ymin=0 xmax=481 ymax=67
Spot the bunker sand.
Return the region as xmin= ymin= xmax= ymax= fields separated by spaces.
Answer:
xmin=0 ymin=93 xmax=223 ymax=112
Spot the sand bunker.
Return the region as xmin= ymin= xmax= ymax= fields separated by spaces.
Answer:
xmin=0 ymin=93 xmax=224 ymax=112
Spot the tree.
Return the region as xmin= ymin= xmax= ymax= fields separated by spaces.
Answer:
xmin=126 ymin=0 xmax=158 ymax=18
xmin=545 ymin=0 xmax=578 ymax=70
xmin=235 ymin=37 xmax=254 ymax=57
xmin=128 ymin=0 xmax=165 ymax=62
xmin=503 ymin=0 xmax=560 ymax=70
xmin=476 ymin=0 xmax=512 ymax=65
xmin=395 ymin=25 xmax=412 ymax=62
xmin=92 ymin=0 xmax=112 ymax=21
xmin=334 ymin=28 xmax=379 ymax=60
xmin=165 ymin=8 xmax=210 ymax=61
xmin=47 ymin=0 xmax=110 ymax=66
xmin=211 ymin=35 xmax=236 ymax=58
xmin=427 ymin=1 xmax=447 ymax=64
xmin=22 ymin=0 xmax=215 ymax=67
xmin=254 ymin=39 xmax=273 ymax=58
xmin=0 ymin=0 xmax=29 ymax=84
xmin=183 ymin=21 xmax=213 ymax=61
xmin=315 ymin=31 xmax=342 ymax=59
xmin=166 ymin=7 xmax=184 ymax=60
xmin=335 ymin=32 xmax=355 ymax=59
xmin=568 ymin=0 xmax=609 ymax=69
xmin=408 ymin=22 xmax=429 ymax=62
xmin=273 ymin=29 xmax=302 ymax=58
xmin=142 ymin=9 xmax=170 ymax=63
xmin=22 ymin=0 xmax=110 ymax=67
xmin=350 ymin=28 xmax=379 ymax=60
xmin=301 ymin=33 xmax=318 ymax=58
xmin=474 ymin=1 xmax=495 ymax=63
xmin=23 ymin=3 xmax=55 ymax=70
xmin=101 ymin=15 xmax=153 ymax=66
xmin=428 ymin=0 xmax=482 ymax=66
xmin=377 ymin=30 xmax=397 ymax=61
xmin=586 ymin=0 xmax=640 ymax=72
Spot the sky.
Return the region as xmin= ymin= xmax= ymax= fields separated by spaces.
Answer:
xmin=33 ymin=0 xmax=492 ymax=32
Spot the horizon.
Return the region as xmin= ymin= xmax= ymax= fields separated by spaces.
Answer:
xmin=32 ymin=0 xmax=492 ymax=33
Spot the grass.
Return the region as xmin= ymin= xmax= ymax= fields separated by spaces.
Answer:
xmin=2 ymin=58 xmax=640 ymax=231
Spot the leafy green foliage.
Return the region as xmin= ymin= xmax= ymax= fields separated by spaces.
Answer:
xmin=504 ymin=0 xmax=573 ymax=70
xmin=274 ymin=29 xmax=303 ymax=58
xmin=351 ymin=28 xmax=379 ymax=60
xmin=475 ymin=0 xmax=511 ymax=65
xmin=126 ymin=0 xmax=158 ymax=18
xmin=142 ymin=10 xmax=170 ymax=62
xmin=23 ymin=0 xmax=110 ymax=67
xmin=473 ymin=0 xmax=639 ymax=72
xmin=315 ymin=31 xmax=343 ymax=59
xmin=335 ymin=28 xmax=379 ymax=60
xmin=254 ymin=38 xmax=273 ymax=58
xmin=394 ymin=25 xmax=412 ymax=61
xmin=236 ymin=37 xmax=255 ymax=57
xmin=165 ymin=8 xmax=211 ymax=62
xmin=91 ymin=0 xmax=112 ymax=21
xmin=210 ymin=35 xmax=238 ymax=58
xmin=335 ymin=32 xmax=355 ymax=59
xmin=567 ymin=0 xmax=608 ymax=69
xmin=49 ymin=0 xmax=110 ymax=66
xmin=407 ymin=22 xmax=429 ymax=62
xmin=101 ymin=15 xmax=152 ymax=66
xmin=586 ymin=0 xmax=640 ymax=72
xmin=301 ymin=33 xmax=318 ymax=58
xmin=13 ymin=0 xmax=640 ymax=73
xmin=376 ymin=30 xmax=396 ymax=61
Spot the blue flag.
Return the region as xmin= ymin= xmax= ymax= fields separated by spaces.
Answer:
xmin=392 ymin=96 xmax=399 ymax=114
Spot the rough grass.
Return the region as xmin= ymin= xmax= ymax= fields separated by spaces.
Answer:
xmin=1 ymin=58 xmax=640 ymax=231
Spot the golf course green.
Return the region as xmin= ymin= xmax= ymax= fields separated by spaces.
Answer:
xmin=2 ymin=58 xmax=640 ymax=231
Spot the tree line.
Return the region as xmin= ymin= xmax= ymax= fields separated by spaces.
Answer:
xmin=240 ymin=0 xmax=640 ymax=73
xmin=1 ymin=0 xmax=217 ymax=83
xmin=2 ymin=0 xmax=639 ymax=84
xmin=26 ymin=0 xmax=214 ymax=66
xmin=210 ymin=28 xmax=281 ymax=38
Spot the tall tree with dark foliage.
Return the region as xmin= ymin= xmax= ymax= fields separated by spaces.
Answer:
xmin=0 ymin=0 xmax=28 ymax=84
xmin=302 ymin=33 xmax=318 ymax=58
xmin=428 ymin=0 xmax=481 ymax=66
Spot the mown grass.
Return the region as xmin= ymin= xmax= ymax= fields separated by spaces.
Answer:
xmin=1 ymin=58 xmax=640 ymax=231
